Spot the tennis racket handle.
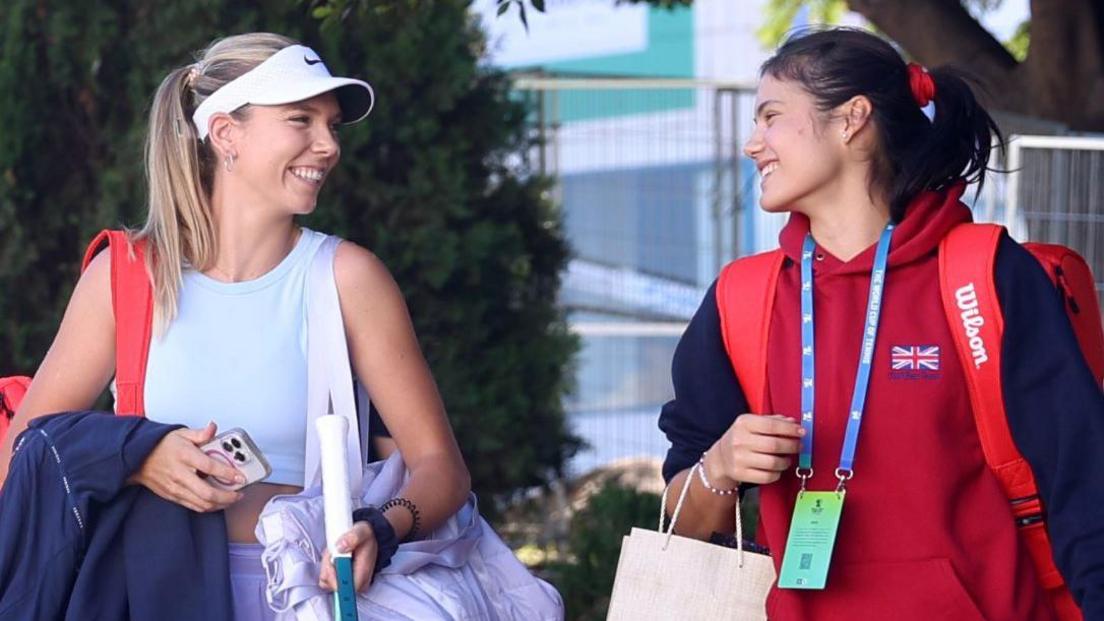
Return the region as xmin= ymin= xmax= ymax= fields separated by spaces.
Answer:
xmin=316 ymin=414 xmax=354 ymax=554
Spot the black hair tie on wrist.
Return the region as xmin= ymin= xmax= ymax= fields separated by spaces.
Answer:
xmin=351 ymin=506 xmax=399 ymax=573
xmin=380 ymin=497 xmax=421 ymax=541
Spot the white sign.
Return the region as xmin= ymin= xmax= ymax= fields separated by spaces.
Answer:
xmin=475 ymin=0 xmax=648 ymax=67
xmin=565 ymin=259 xmax=704 ymax=320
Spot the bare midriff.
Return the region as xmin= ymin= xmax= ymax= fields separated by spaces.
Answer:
xmin=224 ymin=482 xmax=304 ymax=543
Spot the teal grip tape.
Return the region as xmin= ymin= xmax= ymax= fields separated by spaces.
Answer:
xmin=333 ymin=555 xmax=358 ymax=620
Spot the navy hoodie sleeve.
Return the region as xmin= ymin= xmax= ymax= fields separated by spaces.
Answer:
xmin=997 ymin=235 xmax=1104 ymax=617
xmin=0 ymin=411 xmax=232 ymax=620
xmin=658 ymin=282 xmax=750 ymax=483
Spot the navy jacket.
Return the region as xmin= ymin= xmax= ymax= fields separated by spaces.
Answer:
xmin=0 ymin=411 xmax=233 ymax=620
xmin=659 ymin=236 xmax=1104 ymax=618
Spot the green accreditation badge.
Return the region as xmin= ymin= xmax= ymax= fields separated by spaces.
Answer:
xmin=777 ymin=490 xmax=845 ymax=589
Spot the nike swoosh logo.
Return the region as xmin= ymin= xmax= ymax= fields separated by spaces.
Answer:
xmin=304 ymin=56 xmax=323 ymax=65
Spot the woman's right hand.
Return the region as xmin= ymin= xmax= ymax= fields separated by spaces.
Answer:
xmin=703 ymin=414 xmax=805 ymax=487
xmin=129 ymin=421 xmax=244 ymax=512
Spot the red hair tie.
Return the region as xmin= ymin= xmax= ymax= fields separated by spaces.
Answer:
xmin=907 ymin=62 xmax=936 ymax=107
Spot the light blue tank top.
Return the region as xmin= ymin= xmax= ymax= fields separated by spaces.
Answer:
xmin=141 ymin=228 xmax=328 ymax=486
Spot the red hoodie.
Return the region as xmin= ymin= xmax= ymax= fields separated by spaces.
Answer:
xmin=759 ymin=185 xmax=1054 ymax=620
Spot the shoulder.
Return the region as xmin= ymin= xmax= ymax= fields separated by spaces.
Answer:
xmin=715 ymin=250 xmax=786 ymax=307
xmin=992 ymin=232 xmax=1057 ymax=302
xmin=994 ymin=233 xmax=1042 ymax=274
xmin=331 ymin=239 xmax=404 ymax=307
xmin=73 ymin=246 xmax=113 ymax=313
xmin=333 ymin=239 xmax=392 ymax=286
xmin=82 ymin=244 xmax=113 ymax=282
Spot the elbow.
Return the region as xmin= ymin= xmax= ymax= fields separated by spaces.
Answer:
xmin=408 ymin=450 xmax=471 ymax=511
xmin=440 ymin=441 xmax=471 ymax=507
xmin=453 ymin=460 xmax=472 ymax=507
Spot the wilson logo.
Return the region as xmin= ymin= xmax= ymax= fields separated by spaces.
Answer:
xmin=955 ymin=283 xmax=989 ymax=368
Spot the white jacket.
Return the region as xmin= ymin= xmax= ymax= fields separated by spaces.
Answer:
xmin=256 ymin=453 xmax=564 ymax=621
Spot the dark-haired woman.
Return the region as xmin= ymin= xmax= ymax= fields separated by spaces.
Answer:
xmin=658 ymin=28 xmax=1104 ymax=620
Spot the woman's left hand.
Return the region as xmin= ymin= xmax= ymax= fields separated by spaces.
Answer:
xmin=319 ymin=521 xmax=379 ymax=593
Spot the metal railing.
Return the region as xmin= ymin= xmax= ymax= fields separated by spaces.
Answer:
xmin=1003 ymin=134 xmax=1104 ymax=307
xmin=513 ymin=75 xmax=759 ymax=474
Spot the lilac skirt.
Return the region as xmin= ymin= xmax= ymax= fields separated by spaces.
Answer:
xmin=229 ymin=543 xmax=278 ymax=621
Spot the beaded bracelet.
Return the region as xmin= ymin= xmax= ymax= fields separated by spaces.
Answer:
xmin=697 ymin=453 xmax=739 ymax=496
xmin=380 ymin=497 xmax=421 ymax=541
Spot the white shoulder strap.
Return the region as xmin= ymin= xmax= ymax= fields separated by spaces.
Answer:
xmin=303 ymin=236 xmax=366 ymax=491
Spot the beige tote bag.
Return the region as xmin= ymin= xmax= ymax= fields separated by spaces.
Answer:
xmin=607 ymin=464 xmax=776 ymax=620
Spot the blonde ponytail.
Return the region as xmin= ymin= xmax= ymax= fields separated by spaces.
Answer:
xmin=135 ymin=33 xmax=298 ymax=327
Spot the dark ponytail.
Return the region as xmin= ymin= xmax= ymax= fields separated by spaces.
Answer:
xmin=761 ymin=28 xmax=1004 ymax=222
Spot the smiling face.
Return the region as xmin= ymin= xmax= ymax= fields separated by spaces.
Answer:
xmin=743 ymin=75 xmax=846 ymax=214
xmin=229 ymin=92 xmax=343 ymax=216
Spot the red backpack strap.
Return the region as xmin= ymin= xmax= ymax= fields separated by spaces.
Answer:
xmin=0 ymin=376 xmax=31 ymax=441
xmin=82 ymin=230 xmax=153 ymax=417
xmin=715 ymin=249 xmax=786 ymax=413
xmin=937 ymin=223 xmax=1036 ymax=497
xmin=939 ymin=223 xmax=1072 ymax=599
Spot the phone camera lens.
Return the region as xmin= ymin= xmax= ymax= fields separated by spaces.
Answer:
xmin=222 ymin=442 xmax=234 ymax=452
xmin=234 ymin=452 xmax=246 ymax=462
xmin=231 ymin=438 xmax=242 ymax=449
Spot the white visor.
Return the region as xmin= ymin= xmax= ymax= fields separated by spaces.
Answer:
xmin=192 ymin=44 xmax=374 ymax=141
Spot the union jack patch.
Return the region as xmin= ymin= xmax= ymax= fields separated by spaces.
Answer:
xmin=891 ymin=345 xmax=941 ymax=371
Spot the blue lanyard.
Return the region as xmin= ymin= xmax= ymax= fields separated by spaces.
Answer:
xmin=798 ymin=224 xmax=894 ymax=490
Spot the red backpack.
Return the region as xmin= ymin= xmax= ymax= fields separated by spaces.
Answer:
xmin=0 ymin=378 xmax=29 ymax=442
xmin=0 ymin=230 xmax=153 ymax=443
xmin=717 ymin=222 xmax=1102 ymax=621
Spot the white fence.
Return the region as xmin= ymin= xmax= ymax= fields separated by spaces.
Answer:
xmin=1002 ymin=134 xmax=1104 ymax=308
xmin=513 ymin=76 xmax=758 ymax=474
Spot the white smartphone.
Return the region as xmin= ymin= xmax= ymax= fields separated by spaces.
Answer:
xmin=198 ymin=427 xmax=272 ymax=491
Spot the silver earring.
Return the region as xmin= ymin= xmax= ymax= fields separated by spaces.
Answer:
xmin=224 ymin=152 xmax=235 ymax=172
xmin=842 ymin=130 xmax=850 ymax=141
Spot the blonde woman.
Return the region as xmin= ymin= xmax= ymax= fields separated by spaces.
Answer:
xmin=0 ymin=33 xmax=470 ymax=618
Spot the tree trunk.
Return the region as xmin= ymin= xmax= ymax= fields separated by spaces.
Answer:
xmin=1024 ymin=0 xmax=1104 ymax=129
xmin=847 ymin=0 xmax=1104 ymax=131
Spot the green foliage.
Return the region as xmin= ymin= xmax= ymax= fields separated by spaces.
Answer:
xmin=1005 ymin=18 xmax=1030 ymax=61
xmin=495 ymin=0 xmax=542 ymax=30
xmin=547 ymin=483 xmax=661 ymax=621
xmin=757 ymin=0 xmax=848 ymax=48
xmin=0 ymin=0 xmax=579 ymax=510
xmin=489 ymin=0 xmax=691 ymax=29
xmin=757 ymin=0 xmax=1028 ymax=53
